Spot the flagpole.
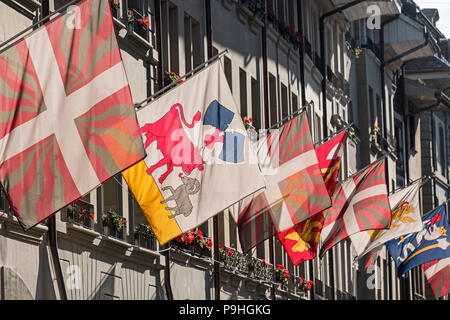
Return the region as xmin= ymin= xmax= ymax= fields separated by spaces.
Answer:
xmin=0 ymin=0 xmax=81 ymax=54
xmin=388 ymin=175 xmax=433 ymax=196
xmin=314 ymin=122 xmax=354 ymax=148
xmin=203 ymin=0 xmax=222 ymax=302
xmin=40 ymin=0 xmax=67 ymax=301
xmin=134 ymin=49 xmax=229 ymax=110
xmin=343 ymin=156 xmax=388 ymax=183
xmin=267 ymin=105 xmax=308 ymax=130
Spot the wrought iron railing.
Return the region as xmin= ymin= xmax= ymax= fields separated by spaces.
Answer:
xmin=170 ymin=230 xmax=212 ymax=258
xmin=102 ymin=210 xmax=126 ymax=240
xmin=63 ymin=199 xmax=95 ymax=229
xmin=237 ymin=0 xmax=265 ymax=18
xmin=109 ymin=0 xmax=154 ymax=42
xmin=134 ymin=223 xmax=157 ymax=251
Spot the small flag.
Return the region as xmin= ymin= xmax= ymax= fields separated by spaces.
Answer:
xmin=232 ymin=112 xmax=331 ymax=253
xmin=386 ymin=204 xmax=450 ymax=278
xmin=351 ymin=179 xmax=423 ymax=267
xmin=0 ymin=0 xmax=145 ymax=229
xmin=123 ymin=61 xmax=266 ymax=245
xmin=319 ymin=158 xmax=391 ymax=257
xmin=278 ymin=131 xmax=346 ymax=265
xmin=422 ymin=257 xmax=450 ymax=299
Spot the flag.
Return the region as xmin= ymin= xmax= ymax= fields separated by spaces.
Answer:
xmin=122 ymin=61 xmax=266 ymax=245
xmin=233 ymin=112 xmax=331 ymax=253
xmin=422 ymin=257 xmax=450 ymax=299
xmin=350 ymin=179 xmax=423 ymax=267
xmin=386 ymin=204 xmax=450 ymax=278
xmin=0 ymin=0 xmax=145 ymax=230
xmin=278 ymin=131 xmax=346 ymax=265
xmin=319 ymin=158 xmax=391 ymax=257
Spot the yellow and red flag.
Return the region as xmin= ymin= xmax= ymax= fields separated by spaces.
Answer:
xmin=278 ymin=131 xmax=346 ymax=265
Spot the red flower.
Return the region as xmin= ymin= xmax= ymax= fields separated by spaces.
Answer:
xmin=89 ymin=213 xmax=94 ymax=220
xmin=219 ymin=245 xmax=225 ymax=250
xmin=227 ymin=249 xmax=234 ymax=257
xmin=283 ymin=273 xmax=290 ymax=279
xmin=276 ymin=264 xmax=285 ymax=270
xmin=207 ymin=238 xmax=213 ymax=249
xmin=298 ymin=277 xmax=304 ymax=285
xmin=261 ymin=258 xmax=266 ymax=263
xmin=248 ymin=117 xmax=253 ymax=123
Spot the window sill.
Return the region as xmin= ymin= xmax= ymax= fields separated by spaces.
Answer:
xmin=113 ymin=17 xmax=159 ymax=65
xmin=0 ymin=213 xmax=47 ymax=245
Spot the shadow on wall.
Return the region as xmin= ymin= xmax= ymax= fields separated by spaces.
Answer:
xmin=34 ymin=233 xmax=57 ymax=299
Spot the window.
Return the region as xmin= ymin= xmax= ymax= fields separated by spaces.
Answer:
xmin=291 ymin=92 xmax=298 ymax=112
xmin=223 ymin=56 xmax=232 ymax=92
xmin=314 ymin=113 xmax=322 ymax=144
xmin=437 ymin=124 xmax=446 ymax=177
xmin=368 ymin=86 xmax=374 ymax=130
xmin=269 ymin=73 xmax=278 ymax=127
xmin=168 ymin=4 xmax=179 ymax=74
xmin=376 ymin=94 xmax=382 ymax=129
xmin=251 ymin=77 xmax=261 ymax=130
xmin=394 ymin=116 xmax=406 ymax=187
xmin=239 ymin=68 xmax=248 ymax=118
xmin=280 ymin=83 xmax=288 ymax=119
xmin=126 ymin=0 xmax=150 ymax=40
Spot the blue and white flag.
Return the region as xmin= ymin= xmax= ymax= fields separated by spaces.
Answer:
xmin=386 ymin=204 xmax=450 ymax=277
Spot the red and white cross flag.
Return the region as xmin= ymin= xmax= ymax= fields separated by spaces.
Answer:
xmin=0 ymin=0 xmax=145 ymax=229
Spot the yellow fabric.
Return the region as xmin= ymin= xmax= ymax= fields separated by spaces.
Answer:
xmin=122 ymin=160 xmax=182 ymax=245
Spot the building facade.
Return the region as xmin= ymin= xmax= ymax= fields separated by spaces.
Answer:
xmin=0 ymin=0 xmax=448 ymax=300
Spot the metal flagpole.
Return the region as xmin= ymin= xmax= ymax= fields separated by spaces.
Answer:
xmin=314 ymin=122 xmax=354 ymax=148
xmin=204 ymin=0 xmax=221 ymax=301
xmin=134 ymin=49 xmax=229 ymax=110
xmin=0 ymin=0 xmax=81 ymax=54
xmin=40 ymin=0 xmax=68 ymax=301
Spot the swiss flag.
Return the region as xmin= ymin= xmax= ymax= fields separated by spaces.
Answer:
xmin=278 ymin=131 xmax=346 ymax=265
xmin=0 ymin=0 xmax=145 ymax=229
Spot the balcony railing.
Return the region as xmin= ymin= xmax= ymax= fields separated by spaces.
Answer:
xmin=109 ymin=0 xmax=154 ymax=42
xmin=237 ymin=0 xmax=265 ymax=18
xmin=63 ymin=199 xmax=95 ymax=229
xmin=134 ymin=224 xmax=157 ymax=251
xmin=370 ymin=128 xmax=397 ymax=158
xmin=170 ymin=230 xmax=212 ymax=258
xmin=102 ymin=210 xmax=127 ymax=240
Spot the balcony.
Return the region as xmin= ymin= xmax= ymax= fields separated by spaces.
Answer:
xmin=384 ymin=12 xmax=437 ymax=68
xmin=134 ymin=223 xmax=157 ymax=251
xmin=237 ymin=0 xmax=265 ymax=19
xmin=170 ymin=230 xmax=212 ymax=258
xmin=330 ymin=0 xmax=401 ymax=22
xmin=109 ymin=0 xmax=156 ymax=56
xmin=102 ymin=210 xmax=127 ymax=240
xmin=62 ymin=199 xmax=95 ymax=229
xmin=370 ymin=127 xmax=397 ymax=159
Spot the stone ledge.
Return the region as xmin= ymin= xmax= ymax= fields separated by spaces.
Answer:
xmin=58 ymin=223 xmax=100 ymax=245
xmin=1 ymin=217 xmax=47 ymax=245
